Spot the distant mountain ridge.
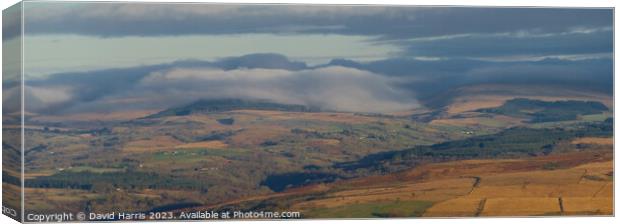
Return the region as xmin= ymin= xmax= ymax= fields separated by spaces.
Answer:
xmin=144 ymin=99 xmax=319 ymax=118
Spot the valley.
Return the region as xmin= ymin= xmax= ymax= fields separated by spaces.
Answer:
xmin=2 ymin=85 xmax=614 ymax=218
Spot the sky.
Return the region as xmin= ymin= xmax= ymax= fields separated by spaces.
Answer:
xmin=2 ymin=2 xmax=614 ymax=114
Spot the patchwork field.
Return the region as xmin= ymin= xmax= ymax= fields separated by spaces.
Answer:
xmin=204 ymin=149 xmax=613 ymax=218
xmin=5 ymin=90 xmax=613 ymax=218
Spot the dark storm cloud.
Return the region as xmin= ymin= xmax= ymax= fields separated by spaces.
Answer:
xmin=326 ymin=57 xmax=613 ymax=99
xmin=402 ymin=28 xmax=613 ymax=58
xmin=22 ymin=3 xmax=612 ymax=40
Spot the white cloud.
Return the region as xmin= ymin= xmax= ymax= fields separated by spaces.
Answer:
xmin=87 ymin=66 xmax=419 ymax=114
xmin=26 ymin=86 xmax=73 ymax=105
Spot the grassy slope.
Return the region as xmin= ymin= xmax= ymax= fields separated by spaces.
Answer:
xmin=203 ymin=147 xmax=612 ymax=218
xmin=17 ymin=85 xmax=614 ymax=216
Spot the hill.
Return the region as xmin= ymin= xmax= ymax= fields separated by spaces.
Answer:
xmin=422 ymin=84 xmax=612 ymax=114
xmin=144 ymin=99 xmax=319 ymax=118
xmin=477 ymin=98 xmax=608 ymax=123
xmin=334 ymin=119 xmax=612 ymax=174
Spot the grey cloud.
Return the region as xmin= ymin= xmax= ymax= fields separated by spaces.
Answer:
xmin=18 ymin=3 xmax=613 ymax=62
xmin=25 ymin=53 xmax=306 ymax=106
xmin=463 ymin=59 xmax=613 ymax=87
xmin=326 ymin=57 xmax=613 ymax=100
xmin=62 ymin=66 xmax=418 ymax=114
xmin=22 ymin=3 xmax=612 ymax=40
xmin=401 ymin=28 xmax=612 ymax=58
xmin=23 ymin=53 xmax=611 ymax=115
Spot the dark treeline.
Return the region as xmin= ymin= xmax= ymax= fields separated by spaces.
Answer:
xmin=260 ymin=120 xmax=612 ymax=192
xmin=145 ymin=99 xmax=319 ymax=118
xmin=335 ymin=120 xmax=612 ymax=173
xmin=478 ymin=98 xmax=609 ymax=123
xmin=25 ymin=171 xmax=208 ymax=192
xmin=2 ymin=171 xmax=20 ymax=186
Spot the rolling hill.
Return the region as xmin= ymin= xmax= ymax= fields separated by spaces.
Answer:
xmin=144 ymin=99 xmax=319 ymax=118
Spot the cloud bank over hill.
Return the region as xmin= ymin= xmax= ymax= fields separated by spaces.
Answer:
xmin=138 ymin=66 xmax=416 ymax=113
xmin=19 ymin=53 xmax=612 ymax=115
xmin=7 ymin=4 xmax=611 ymax=115
xmin=58 ymin=66 xmax=417 ymax=114
xmin=22 ymin=54 xmax=419 ymax=114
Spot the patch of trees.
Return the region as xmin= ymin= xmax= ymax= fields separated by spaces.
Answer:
xmin=477 ymin=98 xmax=608 ymax=123
xmin=198 ymin=130 xmax=238 ymax=141
xmin=411 ymin=110 xmax=447 ymax=123
xmin=88 ymin=136 xmax=122 ymax=151
xmin=334 ymin=121 xmax=612 ymax=173
xmin=290 ymin=128 xmax=351 ymax=139
xmin=146 ymin=99 xmax=319 ymax=118
xmin=260 ymin=172 xmax=342 ymax=192
xmin=260 ymin=140 xmax=279 ymax=147
xmin=25 ymin=171 xmax=208 ymax=192
xmin=216 ymin=118 xmax=235 ymax=125
xmin=2 ymin=171 xmax=20 ymax=186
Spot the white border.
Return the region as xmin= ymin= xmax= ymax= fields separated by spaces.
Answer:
xmin=0 ymin=1 xmax=617 ymax=224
